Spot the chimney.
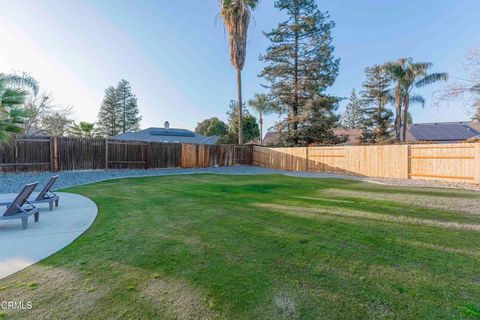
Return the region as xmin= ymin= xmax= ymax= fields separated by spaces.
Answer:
xmin=164 ymin=121 xmax=170 ymax=129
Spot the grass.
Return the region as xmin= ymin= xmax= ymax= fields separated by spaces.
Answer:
xmin=1 ymin=174 xmax=480 ymax=319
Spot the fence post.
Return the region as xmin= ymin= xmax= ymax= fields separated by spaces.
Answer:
xmin=407 ymin=144 xmax=411 ymax=180
xmin=105 ymin=139 xmax=109 ymax=170
xmin=305 ymin=146 xmax=309 ymax=172
xmin=13 ymin=139 xmax=18 ymax=173
xmin=49 ymin=136 xmax=58 ymax=172
xmin=145 ymin=143 xmax=151 ymax=169
xmin=474 ymin=143 xmax=480 ymax=184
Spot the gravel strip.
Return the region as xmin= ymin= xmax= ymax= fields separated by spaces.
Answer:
xmin=0 ymin=166 xmax=479 ymax=193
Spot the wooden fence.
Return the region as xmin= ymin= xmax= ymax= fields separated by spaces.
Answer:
xmin=253 ymin=143 xmax=480 ymax=184
xmin=0 ymin=136 xmax=252 ymax=173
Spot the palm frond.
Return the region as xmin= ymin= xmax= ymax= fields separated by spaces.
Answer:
xmin=219 ymin=0 xmax=258 ymax=71
xmin=409 ymin=94 xmax=426 ymax=107
xmin=248 ymin=93 xmax=273 ymax=114
xmin=415 ymin=72 xmax=448 ymax=88
xmin=410 ymin=62 xmax=433 ymax=72
xmin=1 ymin=88 xmax=28 ymax=107
xmin=1 ymin=72 xmax=39 ymax=95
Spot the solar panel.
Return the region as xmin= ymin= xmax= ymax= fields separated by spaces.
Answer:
xmin=149 ymin=130 xmax=196 ymax=137
xmin=410 ymin=123 xmax=480 ymax=141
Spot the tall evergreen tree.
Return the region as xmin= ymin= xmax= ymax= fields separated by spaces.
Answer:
xmin=298 ymin=95 xmax=345 ymax=145
xmin=341 ymin=89 xmax=365 ymax=129
xmin=97 ymin=86 xmax=120 ymax=137
xmin=116 ymin=79 xmax=141 ymax=133
xmin=360 ymin=65 xmax=393 ymax=143
xmin=260 ymin=0 xmax=340 ymax=146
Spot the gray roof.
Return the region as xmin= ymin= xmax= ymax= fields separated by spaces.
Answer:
xmin=110 ymin=127 xmax=219 ymax=145
xmin=407 ymin=121 xmax=480 ymax=142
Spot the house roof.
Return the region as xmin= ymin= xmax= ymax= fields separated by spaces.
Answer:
xmin=333 ymin=128 xmax=362 ymax=145
xmin=110 ymin=127 xmax=219 ymax=145
xmin=263 ymin=132 xmax=279 ymax=145
xmin=406 ymin=121 xmax=480 ymax=142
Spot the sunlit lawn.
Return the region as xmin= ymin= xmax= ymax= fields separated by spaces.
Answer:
xmin=1 ymin=174 xmax=480 ymax=319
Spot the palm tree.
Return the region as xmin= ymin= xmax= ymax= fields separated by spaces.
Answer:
xmin=384 ymin=58 xmax=410 ymax=141
xmin=69 ymin=121 xmax=100 ymax=138
xmin=385 ymin=58 xmax=448 ymax=141
xmin=0 ymin=73 xmax=38 ymax=145
xmin=219 ymin=0 xmax=259 ymax=144
xmin=248 ymin=93 xmax=272 ymax=145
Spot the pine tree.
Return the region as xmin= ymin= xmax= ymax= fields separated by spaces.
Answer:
xmin=97 ymin=86 xmax=120 ymax=137
xmin=360 ymin=65 xmax=393 ymax=143
xmin=260 ymin=0 xmax=340 ymax=146
xmin=116 ymin=79 xmax=141 ymax=133
xmin=298 ymin=95 xmax=346 ymax=145
xmin=341 ymin=89 xmax=365 ymax=129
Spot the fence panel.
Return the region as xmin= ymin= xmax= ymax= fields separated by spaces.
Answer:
xmin=308 ymin=146 xmax=345 ymax=173
xmin=148 ymin=142 xmax=181 ymax=169
xmin=345 ymin=145 xmax=409 ymax=179
xmin=107 ymin=140 xmax=147 ymax=170
xmin=0 ymin=137 xmax=51 ymax=173
xmin=57 ymin=137 xmax=106 ymax=171
xmin=0 ymin=136 xmax=251 ymax=173
xmin=253 ymin=143 xmax=480 ymax=184
xmin=409 ymin=144 xmax=476 ymax=183
xmin=181 ymin=144 xmax=252 ymax=168
xmin=253 ymin=147 xmax=307 ymax=171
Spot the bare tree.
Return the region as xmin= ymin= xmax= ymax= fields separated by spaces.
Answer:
xmin=22 ymin=91 xmax=55 ymax=134
xmin=435 ymin=47 xmax=480 ymax=121
xmin=40 ymin=106 xmax=74 ymax=136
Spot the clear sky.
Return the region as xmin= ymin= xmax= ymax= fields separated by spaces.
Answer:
xmin=0 ymin=0 xmax=479 ymax=135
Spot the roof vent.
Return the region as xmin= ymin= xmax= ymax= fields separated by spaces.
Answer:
xmin=164 ymin=121 xmax=170 ymax=129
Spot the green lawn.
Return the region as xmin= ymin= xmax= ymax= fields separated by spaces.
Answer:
xmin=1 ymin=174 xmax=480 ymax=319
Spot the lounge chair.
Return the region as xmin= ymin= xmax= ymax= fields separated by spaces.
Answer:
xmin=0 ymin=176 xmax=60 ymax=211
xmin=31 ymin=175 xmax=60 ymax=210
xmin=0 ymin=183 xmax=40 ymax=229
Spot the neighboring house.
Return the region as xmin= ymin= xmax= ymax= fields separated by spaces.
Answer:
xmin=262 ymin=128 xmax=362 ymax=146
xmin=405 ymin=121 xmax=480 ymax=143
xmin=263 ymin=132 xmax=279 ymax=145
xmin=332 ymin=128 xmax=362 ymax=145
xmin=110 ymin=122 xmax=219 ymax=145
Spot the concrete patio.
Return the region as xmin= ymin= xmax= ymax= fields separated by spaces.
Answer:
xmin=0 ymin=192 xmax=97 ymax=280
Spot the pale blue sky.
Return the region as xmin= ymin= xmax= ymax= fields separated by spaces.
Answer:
xmin=0 ymin=0 xmax=478 ymax=134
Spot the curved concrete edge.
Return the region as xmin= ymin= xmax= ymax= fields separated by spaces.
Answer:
xmin=0 ymin=192 xmax=98 ymax=280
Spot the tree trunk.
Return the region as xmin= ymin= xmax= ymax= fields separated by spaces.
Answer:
xmin=123 ymin=99 xmax=126 ymax=134
xmin=293 ymin=5 xmax=299 ymax=146
xmin=237 ymin=69 xmax=243 ymax=145
xmin=394 ymin=86 xmax=402 ymax=141
xmin=259 ymin=111 xmax=263 ymax=145
xmin=402 ymin=95 xmax=409 ymax=142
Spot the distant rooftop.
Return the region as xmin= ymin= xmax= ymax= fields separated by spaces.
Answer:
xmin=110 ymin=124 xmax=218 ymax=145
xmin=407 ymin=121 xmax=480 ymax=142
